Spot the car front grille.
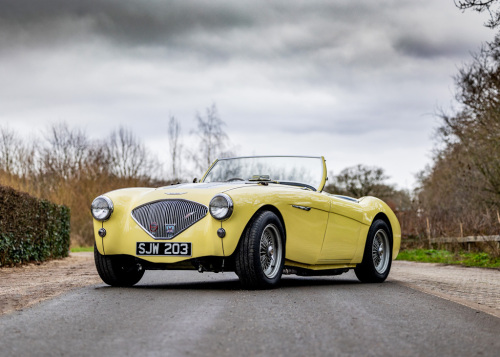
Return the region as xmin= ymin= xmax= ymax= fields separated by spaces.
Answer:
xmin=131 ymin=199 xmax=208 ymax=240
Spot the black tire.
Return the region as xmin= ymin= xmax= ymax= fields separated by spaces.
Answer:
xmin=94 ymin=244 xmax=145 ymax=287
xmin=235 ymin=211 xmax=285 ymax=289
xmin=355 ymin=219 xmax=392 ymax=283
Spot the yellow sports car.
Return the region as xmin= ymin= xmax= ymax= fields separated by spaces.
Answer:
xmin=91 ymin=156 xmax=400 ymax=289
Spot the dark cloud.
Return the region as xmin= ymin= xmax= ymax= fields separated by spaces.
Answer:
xmin=0 ymin=1 xmax=252 ymax=49
xmin=394 ymin=34 xmax=471 ymax=58
xmin=0 ymin=0 xmax=485 ymax=73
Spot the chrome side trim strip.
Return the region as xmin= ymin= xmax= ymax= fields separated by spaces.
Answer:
xmin=292 ymin=205 xmax=311 ymax=211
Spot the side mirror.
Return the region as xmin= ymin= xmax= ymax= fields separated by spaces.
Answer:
xmin=193 ymin=178 xmax=198 ymax=183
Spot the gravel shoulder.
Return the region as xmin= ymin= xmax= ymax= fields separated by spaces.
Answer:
xmin=0 ymin=252 xmax=101 ymax=315
xmin=1 ymin=253 xmax=499 ymax=318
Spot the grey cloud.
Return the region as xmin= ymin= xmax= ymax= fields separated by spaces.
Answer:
xmin=0 ymin=1 xmax=404 ymax=52
xmin=0 ymin=0 xmax=482 ymax=74
xmin=0 ymin=0 xmax=254 ymax=51
xmin=394 ymin=34 xmax=471 ymax=58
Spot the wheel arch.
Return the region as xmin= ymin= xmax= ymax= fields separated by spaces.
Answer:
xmin=372 ymin=212 xmax=393 ymax=244
xmin=359 ymin=196 xmax=401 ymax=259
xmin=248 ymin=205 xmax=287 ymax=242
xmin=369 ymin=211 xmax=402 ymax=260
xmin=232 ymin=204 xmax=287 ymax=256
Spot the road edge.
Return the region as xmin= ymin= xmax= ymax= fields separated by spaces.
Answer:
xmin=391 ymin=279 xmax=500 ymax=319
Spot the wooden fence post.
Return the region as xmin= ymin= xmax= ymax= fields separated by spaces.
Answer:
xmin=460 ymin=222 xmax=469 ymax=251
xmin=497 ymin=211 xmax=500 ymax=250
xmin=426 ymin=217 xmax=431 ymax=249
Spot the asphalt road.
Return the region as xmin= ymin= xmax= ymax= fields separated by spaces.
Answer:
xmin=1 ymin=270 xmax=499 ymax=357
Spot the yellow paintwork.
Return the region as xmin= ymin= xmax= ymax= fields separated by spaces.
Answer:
xmin=93 ymin=157 xmax=401 ymax=271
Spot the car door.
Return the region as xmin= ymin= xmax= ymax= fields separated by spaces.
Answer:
xmin=317 ymin=195 xmax=365 ymax=263
xmin=281 ymin=190 xmax=331 ymax=265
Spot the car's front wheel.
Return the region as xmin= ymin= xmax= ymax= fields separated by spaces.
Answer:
xmin=355 ymin=219 xmax=392 ymax=283
xmin=235 ymin=211 xmax=285 ymax=289
xmin=94 ymin=244 xmax=145 ymax=287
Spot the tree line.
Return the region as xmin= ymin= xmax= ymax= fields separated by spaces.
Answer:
xmin=414 ymin=35 xmax=500 ymax=245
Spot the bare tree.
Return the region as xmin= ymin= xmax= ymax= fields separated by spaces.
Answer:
xmin=456 ymin=0 xmax=500 ymax=28
xmin=83 ymin=140 xmax=113 ymax=181
xmin=107 ymin=126 xmax=155 ymax=180
xmin=14 ymin=137 xmax=38 ymax=183
xmin=192 ymin=103 xmax=231 ymax=171
xmin=40 ymin=123 xmax=89 ymax=181
xmin=168 ymin=115 xmax=182 ymax=179
xmin=0 ymin=126 xmax=21 ymax=175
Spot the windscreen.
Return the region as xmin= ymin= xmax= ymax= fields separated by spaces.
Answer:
xmin=202 ymin=156 xmax=324 ymax=190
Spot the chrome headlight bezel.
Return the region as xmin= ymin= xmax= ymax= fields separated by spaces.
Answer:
xmin=91 ymin=195 xmax=114 ymax=222
xmin=209 ymin=193 xmax=233 ymax=221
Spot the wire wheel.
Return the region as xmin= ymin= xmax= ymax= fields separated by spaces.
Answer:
xmin=235 ymin=211 xmax=285 ymax=289
xmin=259 ymin=224 xmax=283 ymax=279
xmin=372 ymin=229 xmax=390 ymax=274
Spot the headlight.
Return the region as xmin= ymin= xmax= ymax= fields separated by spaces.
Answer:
xmin=91 ymin=196 xmax=114 ymax=221
xmin=209 ymin=193 xmax=233 ymax=220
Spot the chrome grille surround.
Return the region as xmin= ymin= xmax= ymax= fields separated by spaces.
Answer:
xmin=131 ymin=199 xmax=208 ymax=240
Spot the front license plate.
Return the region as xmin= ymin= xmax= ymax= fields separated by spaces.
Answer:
xmin=136 ymin=242 xmax=192 ymax=256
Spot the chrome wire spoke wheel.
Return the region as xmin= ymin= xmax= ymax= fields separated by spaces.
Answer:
xmin=355 ymin=219 xmax=392 ymax=283
xmin=235 ymin=211 xmax=285 ymax=288
xmin=372 ymin=229 xmax=390 ymax=274
xmin=259 ymin=224 xmax=282 ymax=279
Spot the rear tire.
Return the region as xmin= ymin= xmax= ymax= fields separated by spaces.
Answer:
xmin=355 ymin=219 xmax=392 ymax=283
xmin=94 ymin=244 xmax=145 ymax=287
xmin=235 ymin=211 xmax=285 ymax=289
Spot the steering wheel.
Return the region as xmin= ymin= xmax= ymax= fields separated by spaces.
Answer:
xmin=227 ymin=177 xmax=245 ymax=182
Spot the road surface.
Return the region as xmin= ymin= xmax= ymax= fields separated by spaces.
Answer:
xmin=1 ymin=270 xmax=499 ymax=357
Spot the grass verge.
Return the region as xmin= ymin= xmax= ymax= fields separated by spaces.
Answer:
xmin=70 ymin=246 xmax=93 ymax=253
xmin=397 ymin=249 xmax=500 ymax=269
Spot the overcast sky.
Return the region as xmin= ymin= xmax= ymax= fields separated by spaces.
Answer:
xmin=0 ymin=0 xmax=494 ymax=188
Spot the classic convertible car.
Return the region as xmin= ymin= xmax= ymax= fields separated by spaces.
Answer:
xmin=91 ymin=156 xmax=401 ymax=289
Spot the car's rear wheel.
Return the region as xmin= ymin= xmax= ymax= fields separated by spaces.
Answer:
xmin=235 ymin=211 xmax=285 ymax=289
xmin=355 ymin=219 xmax=392 ymax=283
xmin=94 ymin=244 xmax=145 ymax=287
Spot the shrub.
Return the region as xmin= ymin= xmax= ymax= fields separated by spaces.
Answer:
xmin=0 ymin=185 xmax=70 ymax=266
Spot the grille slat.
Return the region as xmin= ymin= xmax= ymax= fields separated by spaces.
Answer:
xmin=131 ymin=199 xmax=208 ymax=240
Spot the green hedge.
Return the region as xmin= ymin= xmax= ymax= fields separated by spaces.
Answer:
xmin=0 ymin=185 xmax=70 ymax=267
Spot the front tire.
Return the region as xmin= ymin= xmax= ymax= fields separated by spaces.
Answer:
xmin=94 ymin=244 xmax=145 ymax=287
xmin=235 ymin=211 xmax=285 ymax=289
xmin=355 ymin=219 xmax=392 ymax=283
